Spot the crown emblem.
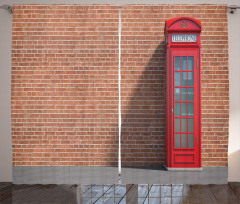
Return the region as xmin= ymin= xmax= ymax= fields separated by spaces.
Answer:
xmin=181 ymin=21 xmax=187 ymax=28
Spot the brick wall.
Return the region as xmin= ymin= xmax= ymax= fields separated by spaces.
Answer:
xmin=12 ymin=4 xmax=229 ymax=166
xmin=121 ymin=5 xmax=229 ymax=167
xmin=11 ymin=5 xmax=119 ymax=166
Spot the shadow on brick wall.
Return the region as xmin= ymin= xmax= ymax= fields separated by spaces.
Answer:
xmin=121 ymin=41 xmax=166 ymax=167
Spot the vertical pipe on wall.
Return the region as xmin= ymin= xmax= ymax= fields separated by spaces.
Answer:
xmin=118 ymin=6 xmax=122 ymax=176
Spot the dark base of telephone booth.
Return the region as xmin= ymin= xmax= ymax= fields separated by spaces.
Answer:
xmin=163 ymin=164 xmax=202 ymax=171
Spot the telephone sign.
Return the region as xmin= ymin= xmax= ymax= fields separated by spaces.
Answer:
xmin=172 ymin=34 xmax=197 ymax=42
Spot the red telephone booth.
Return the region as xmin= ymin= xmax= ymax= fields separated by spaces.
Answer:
xmin=165 ymin=17 xmax=202 ymax=170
